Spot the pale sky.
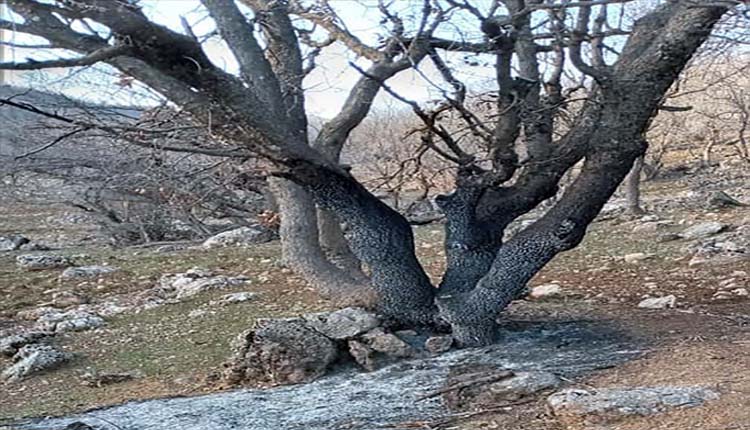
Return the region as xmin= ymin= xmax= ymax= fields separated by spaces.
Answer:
xmin=0 ymin=0 xmax=497 ymax=117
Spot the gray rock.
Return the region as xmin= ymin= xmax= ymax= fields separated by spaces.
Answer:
xmin=637 ymin=295 xmax=677 ymax=309
xmin=202 ymin=226 xmax=275 ymax=249
xmin=528 ymin=283 xmax=563 ymax=299
xmin=0 ymin=332 xmax=52 ymax=357
xmin=548 ymin=386 xmax=719 ymax=423
xmin=425 ymin=335 xmax=453 ymax=354
xmin=707 ymin=191 xmax=745 ymax=209
xmin=442 ymin=367 xmax=561 ymax=411
xmin=304 ymin=307 xmax=381 ymax=340
xmin=1 ymin=344 xmax=72 ymax=382
xmin=16 ymin=254 xmax=71 ymax=271
xmin=0 ymin=234 xmax=29 ymax=251
xmin=159 ymin=268 xmax=250 ymax=299
xmin=36 ymin=310 xmax=105 ymax=333
xmin=60 ymin=266 xmax=118 ymax=280
xmin=487 ymin=371 xmax=562 ymax=400
xmin=225 ymin=318 xmax=338 ymax=386
xmin=348 ymin=328 xmax=418 ymax=371
xmin=679 ymin=221 xmax=727 ymax=239
xmin=10 ymin=320 xmax=642 ymax=430
xmin=623 ymin=253 xmax=652 ymax=264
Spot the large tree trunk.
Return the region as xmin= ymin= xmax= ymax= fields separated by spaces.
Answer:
xmin=626 ymin=155 xmax=645 ymax=215
xmin=270 ymin=178 xmax=374 ymax=305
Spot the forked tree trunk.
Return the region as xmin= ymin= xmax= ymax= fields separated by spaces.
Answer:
xmin=270 ymin=177 xmax=374 ymax=306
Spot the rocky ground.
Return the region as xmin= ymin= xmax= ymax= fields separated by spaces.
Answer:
xmin=0 ymin=159 xmax=749 ymax=429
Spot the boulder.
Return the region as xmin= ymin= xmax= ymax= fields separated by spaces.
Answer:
xmin=425 ymin=335 xmax=453 ymax=354
xmin=159 ymin=268 xmax=250 ymax=299
xmin=548 ymin=386 xmax=719 ymax=424
xmin=528 ymin=283 xmax=563 ymax=300
xmin=637 ymin=295 xmax=677 ymax=309
xmin=360 ymin=328 xmax=416 ymax=358
xmin=202 ymin=226 xmax=275 ymax=249
xmin=36 ymin=310 xmax=105 ymax=333
xmin=348 ymin=328 xmax=418 ymax=371
xmin=225 ymin=318 xmax=338 ymax=386
xmin=1 ymin=344 xmax=72 ymax=382
xmin=304 ymin=307 xmax=381 ymax=340
xmin=679 ymin=222 xmax=727 ymax=240
xmin=0 ymin=234 xmax=29 ymax=251
xmin=16 ymin=254 xmax=71 ymax=271
xmin=60 ymin=265 xmax=119 ymax=280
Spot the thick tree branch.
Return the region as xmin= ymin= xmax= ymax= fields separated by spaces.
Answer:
xmin=0 ymin=45 xmax=130 ymax=70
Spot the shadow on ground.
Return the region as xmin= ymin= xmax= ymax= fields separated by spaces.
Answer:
xmin=8 ymin=319 xmax=644 ymax=430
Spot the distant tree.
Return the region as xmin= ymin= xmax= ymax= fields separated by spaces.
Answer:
xmin=0 ymin=0 xmax=744 ymax=346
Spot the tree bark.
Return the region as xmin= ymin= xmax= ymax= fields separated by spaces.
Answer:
xmin=626 ymin=155 xmax=645 ymax=215
xmin=270 ymin=177 xmax=374 ymax=306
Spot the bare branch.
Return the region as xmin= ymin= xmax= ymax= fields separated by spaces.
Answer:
xmin=0 ymin=45 xmax=130 ymax=70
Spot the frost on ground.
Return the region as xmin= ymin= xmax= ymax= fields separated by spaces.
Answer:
xmin=13 ymin=320 xmax=641 ymax=430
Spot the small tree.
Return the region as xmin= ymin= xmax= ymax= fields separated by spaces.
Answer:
xmin=0 ymin=0 xmax=743 ymax=346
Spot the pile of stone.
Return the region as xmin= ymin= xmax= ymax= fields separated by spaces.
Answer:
xmin=225 ymin=307 xmax=453 ymax=386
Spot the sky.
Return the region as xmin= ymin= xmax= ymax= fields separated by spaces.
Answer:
xmin=0 ymin=0 xmax=499 ymax=117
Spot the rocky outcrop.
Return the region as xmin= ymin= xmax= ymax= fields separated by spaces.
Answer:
xmin=60 ymin=265 xmax=118 ymax=280
xmin=440 ymin=365 xmax=561 ymax=412
xmin=158 ymin=268 xmax=250 ymax=299
xmin=225 ymin=307 xmax=442 ymax=385
xmin=225 ymin=318 xmax=338 ymax=386
xmin=548 ymin=386 xmax=719 ymax=426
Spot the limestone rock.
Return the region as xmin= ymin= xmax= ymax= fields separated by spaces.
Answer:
xmin=529 ymin=283 xmax=563 ymax=300
xmin=679 ymin=222 xmax=727 ymax=240
xmin=548 ymin=386 xmax=719 ymax=424
xmin=346 ymin=328 xmax=418 ymax=371
xmin=36 ymin=310 xmax=105 ymax=333
xmin=159 ymin=268 xmax=250 ymax=299
xmin=304 ymin=307 xmax=381 ymax=340
xmin=202 ymin=226 xmax=275 ymax=249
xmin=637 ymin=295 xmax=677 ymax=309
xmin=60 ymin=265 xmax=118 ymax=280
xmin=425 ymin=335 xmax=453 ymax=354
xmin=16 ymin=254 xmax=71 ymax=271
xmin=623 ymin=253 xmax=652 ymax=264
xmin=225 ymin=318 xmax=338 ymax=385
xmin=1 ymin=344 xmax=72 ymax=382
xmin=360 ymin=328 xmax=416 ymax=358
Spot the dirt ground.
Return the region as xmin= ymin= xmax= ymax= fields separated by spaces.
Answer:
xmin=1 ymin=164 xmax=750 ymax=429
